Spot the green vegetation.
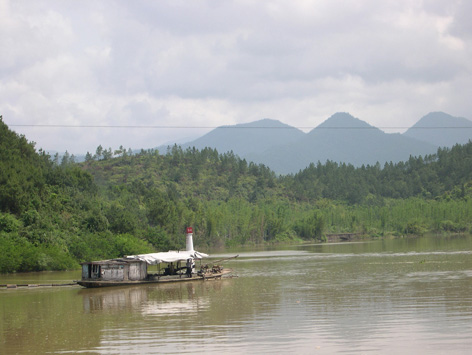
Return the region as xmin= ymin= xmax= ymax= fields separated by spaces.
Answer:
xmin=1 ymin=116 xmax=471 ymax=272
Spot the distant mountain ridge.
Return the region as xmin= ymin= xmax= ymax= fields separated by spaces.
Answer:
xmin=403 ymin=112 xmax=472 ymax=148
xmin=178 ymin=119 xmax=305 ymax=156
xmin=160 ymin=112 xmax=471 ymax=174
xmin=247 ymin=113 xmax=439 ymax=174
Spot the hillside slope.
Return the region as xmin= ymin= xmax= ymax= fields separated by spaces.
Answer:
xmin=176 ymin=119 xmax=305 ymax=157
xmin=403 ymin=112 xmax=472 ymax=148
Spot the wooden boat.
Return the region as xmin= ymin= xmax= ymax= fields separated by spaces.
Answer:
xmin=77 ymin=269 xmax=232 ymax=288
xmin=77 ymin=228 xmax=236 ymax=288
xmin=77 ymin=268 xmax=233 ymax=288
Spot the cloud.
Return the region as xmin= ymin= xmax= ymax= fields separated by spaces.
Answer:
xmin=1 ymin=0 xmax=471 ymax=154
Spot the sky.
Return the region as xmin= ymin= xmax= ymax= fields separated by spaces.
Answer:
xmin=1 ymin=0 xmax=471 ymax=155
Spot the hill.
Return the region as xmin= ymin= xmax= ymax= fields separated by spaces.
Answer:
xmin=249 ymin=113 xmax=438 ymax=174
xmin=163 ymin=112 xmax=456 ymax=174
xmin=1 ymin=117 xmax=472 ymax=273
xmin=403 ymin=112 xmax=472 ymax=148
xmin=175 ymin=118 xmax=305 ymax=157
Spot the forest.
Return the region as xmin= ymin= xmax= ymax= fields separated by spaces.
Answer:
xmin=1 ymin=116 xmax=471 ymax=272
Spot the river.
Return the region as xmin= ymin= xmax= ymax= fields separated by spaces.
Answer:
xmin=1 ymin=235 xmax=472 ymax=354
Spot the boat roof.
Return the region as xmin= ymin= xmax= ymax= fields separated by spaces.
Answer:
xmin=80 ymin=259 xmax=136 ymax=265
xmin=81 ymin=250 xmax=209 ymax=266
xmin=125 ymin=250 xmax=209 ymax=265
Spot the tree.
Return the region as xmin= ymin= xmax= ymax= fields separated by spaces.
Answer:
xmin=102 ymin=148 xmax=113 ymax=160
xmin=85 ymin=152 xmax=93 ymax=162
xmin=95 ymin=145 xmax=103 ymax=160
xmin=61 ymin=151 xmax=70 ymax=166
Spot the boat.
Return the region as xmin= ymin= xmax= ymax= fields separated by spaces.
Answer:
xmin=77 ymin=227 xmax=237 ymax=288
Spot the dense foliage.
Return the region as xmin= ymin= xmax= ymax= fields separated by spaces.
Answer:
xmin=1 ymin=116 xmax=471 ymax=272
xmin=287 ymin=144 xmax=472 ymax=203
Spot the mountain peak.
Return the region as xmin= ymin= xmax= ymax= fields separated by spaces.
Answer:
xmin=411 ymin=112 xmax=471 ymax=128
xmin=180 ymin=118 xmax=304 ymax=157
xmin=232 ymin=118 xmax=294 ymax=128
xmin=315 ymin=112 xmax=374 ymax=130
xmin=404 ymin=112 xmax=472 ymax=147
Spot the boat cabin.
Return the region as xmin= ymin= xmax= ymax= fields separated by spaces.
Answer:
xmin=81 ymin=259 xmax=148 ymax=282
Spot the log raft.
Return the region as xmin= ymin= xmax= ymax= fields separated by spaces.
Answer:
xmin=1 ymin=283 xmax=77 ymax=288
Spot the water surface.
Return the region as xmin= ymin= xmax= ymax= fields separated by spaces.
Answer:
xmin=1 ymin=235 xmax=471 ymax=354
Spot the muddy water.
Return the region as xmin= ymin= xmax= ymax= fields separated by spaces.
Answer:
xmin=1 ymin=235 xmax=471 ymax=354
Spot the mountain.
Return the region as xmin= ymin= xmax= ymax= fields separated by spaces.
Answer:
xmin=178 ymin=119 xmax=305 ymax=157
xmin=159 ymin=112 xmax=469 ymax=174
xmin=403 ymin=112 xmax=472 ymax=148
xmin=248 ymin=113 xmax=438 ymax=174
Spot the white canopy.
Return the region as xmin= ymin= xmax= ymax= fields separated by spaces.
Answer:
xmin=127 ymin=230 xmax=209 ymax=265
xmin=126 ymin=250 xmax=209 ymax=265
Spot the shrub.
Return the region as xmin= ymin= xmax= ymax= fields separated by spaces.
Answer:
xmin=0 ymin=213 xmax=22 ymax=232
xmin=404 ymin=220 xmax=426 ymax=235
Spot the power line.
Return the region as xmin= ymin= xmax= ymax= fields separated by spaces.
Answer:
xmin=8 ymin=124 xmax=472 ymax=130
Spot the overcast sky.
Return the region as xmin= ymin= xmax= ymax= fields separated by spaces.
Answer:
xmin=1 ymin=0 xmax=471 ymax=154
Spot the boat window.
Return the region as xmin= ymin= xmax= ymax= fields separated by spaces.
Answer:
xmin=91 ymin=264 xmax=101 ymax=277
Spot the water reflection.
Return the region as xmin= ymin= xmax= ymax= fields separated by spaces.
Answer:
xmin=81 ymin=286 xmax=149 ymax=313
xmin=80 ymin=282 xmax=214 ymax=315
